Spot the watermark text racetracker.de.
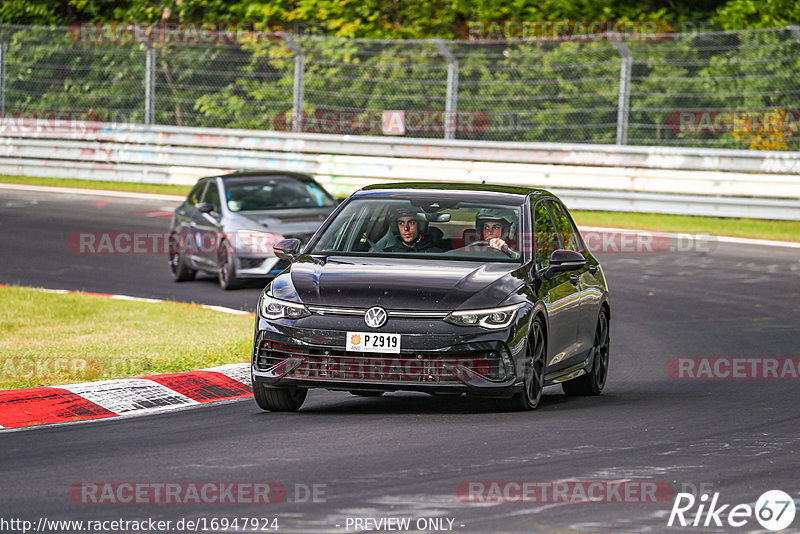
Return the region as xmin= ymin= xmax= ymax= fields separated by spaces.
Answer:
xmin=69 ymin=481 xmax=326 ymax=505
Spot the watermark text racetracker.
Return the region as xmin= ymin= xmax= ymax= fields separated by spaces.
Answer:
xmin=67 ymin=231 xmax=282 ymax=255
xmin=667 ymin=357 xmax=800 ymax=379
xmin=70 ymin=481 xmax=326 ymax=505
xmin=457 ymin=480 xmax=674 ymax=504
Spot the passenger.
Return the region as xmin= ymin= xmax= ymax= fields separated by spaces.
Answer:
xmin=475 ymin=208 xmax=521 ymax=259
xmin=382 ymin=207 xmax=442 ymax=253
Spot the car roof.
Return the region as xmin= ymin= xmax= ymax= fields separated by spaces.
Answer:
xmin=360 ymin=182 xmax=554 ymax=199
xmin=210 ymin=171 xmax=316 ymax=182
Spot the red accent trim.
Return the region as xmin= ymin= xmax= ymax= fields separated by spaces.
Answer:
xmin=0 ymin=387 xmax=117 ymax=428
xmin=146 ymin=371 xmax=251 ymax=403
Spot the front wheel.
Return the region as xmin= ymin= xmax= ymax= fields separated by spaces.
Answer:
xmin=499 ymin=318 xmax=546 ymax=411
xmin=563 ymin=308 xmax=609 ymax=396
xmin=253 ymin=384 xmax=307 ymax=412
xmin=218 ymin=240 xmax=241 ymax=290
xmin=168 ymin=235 xmax=195 ymax=282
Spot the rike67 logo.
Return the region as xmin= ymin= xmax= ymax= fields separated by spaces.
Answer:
xmin=668 ymin=490 xmax=796 ymax=531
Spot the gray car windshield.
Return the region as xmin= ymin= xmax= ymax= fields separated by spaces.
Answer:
xmin=225 ymin=178 xmax=335 ymax=212
xmin=310 ymin=197 xmax=524 ymax=262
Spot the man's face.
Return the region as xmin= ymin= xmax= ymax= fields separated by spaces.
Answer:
xmin=482 ymin=221 xmax=504 ymax=240
xmin=397 ymin=216 xmax=420 ymax=243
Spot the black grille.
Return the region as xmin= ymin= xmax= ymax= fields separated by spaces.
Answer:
xmin=240 ymin=257 xmax=265 ymax=269
xmin=255 ymin=339 xmax=505 ymax=383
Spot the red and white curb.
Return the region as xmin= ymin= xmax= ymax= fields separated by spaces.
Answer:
xmin=0 ymin=286 xmax=256 ymax=429
xmin=0 ymin=363 xmax=252 ymax=429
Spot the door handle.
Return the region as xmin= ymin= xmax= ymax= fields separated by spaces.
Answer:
xmin=570 ymin=274 xmax=579 ymax=285
xmin=589 ymin=265 xmax=597 ymax=275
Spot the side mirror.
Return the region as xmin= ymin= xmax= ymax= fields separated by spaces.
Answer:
xmin=197 ymin=203 xmax=216 ymax=214
xmin=428 ymin=213 xmax=451 ymax=223
xmin=548 ymin=249 xmax=587 ymax=273
xmin=273 ymin=238 xmax=302 ymax=262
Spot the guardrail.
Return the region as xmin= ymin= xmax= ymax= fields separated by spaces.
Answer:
xmin=1 ymin=121 xmax=799 ymax=219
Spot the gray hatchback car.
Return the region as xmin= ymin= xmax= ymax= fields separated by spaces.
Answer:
xmin=168 ymin=171 xmax=337 ymax=289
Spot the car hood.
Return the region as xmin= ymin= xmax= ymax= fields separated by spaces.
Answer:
xmin=270 ymin=256 xmax=525 ymax=310
xmin=227 ymin=208 xmax=333 ymax=236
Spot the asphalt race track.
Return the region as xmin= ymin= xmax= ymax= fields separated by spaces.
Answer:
xmin=2 ymin=187 xmax=800 ymax=533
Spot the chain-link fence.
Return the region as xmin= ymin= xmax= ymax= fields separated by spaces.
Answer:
xmin=1 ymin=24 xmax=799 ymax=150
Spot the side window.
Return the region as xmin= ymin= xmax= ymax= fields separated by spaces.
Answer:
xmin=186 ymin=181 xmax=206 ymax=207
xmin=546 ymin=200 xmax=581 ymax=252
xmin=533 ymin=201 xmax=559 ymax=269
xmin=201 ymin=182 xmax=221 ymax=212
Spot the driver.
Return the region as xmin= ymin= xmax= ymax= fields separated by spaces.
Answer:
xmin=382 ymin=207 xmax=441 ymax=253
xmin=475 ymin=208 xmax=520 ymax=259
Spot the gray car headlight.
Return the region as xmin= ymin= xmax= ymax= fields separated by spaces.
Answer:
xmin=259 ymin=294 xmax=311 ymax=320
xmin=444 ymin=302 xmax=525 ymax=329
xmin=235 ymin=230 xmax=284 ymax=255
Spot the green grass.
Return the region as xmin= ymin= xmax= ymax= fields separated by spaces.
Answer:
xmin=0 ymin=286 xmax=254 ymax=390
xmin=571 ymin=211 xmax=800 ymax=243
xmin=2 ymin=173 xmax=798 ymax=242
xmin=0 ymin=174 xmax=191 ymax=196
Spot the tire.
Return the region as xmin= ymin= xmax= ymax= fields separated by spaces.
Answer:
xmin=349 ymin=391 xmax=384 ymax=397
xmin=563 ymin=308 xmax=609 ymax=396
xmin=253 ymin=384 xmax=307 ymax=412
xmin=499 ymin=318 xmax=546 ymax=411
xmin=218 ymin=240 xmax=241 ymax=290
xmin=168 ymin=235 xmax=196 ymax=282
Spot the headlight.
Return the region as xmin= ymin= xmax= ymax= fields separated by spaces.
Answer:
xmin=259 ymin=293 xmax=311 ymax=320
xmin=235 ymin=230 xmax=284 ymax=255
xmin=444 ymin=302 xmax=525 ymax=329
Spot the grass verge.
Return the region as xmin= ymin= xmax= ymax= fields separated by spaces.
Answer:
xmin=2 ymin=174 xmax=798 ymax=243
xmin=0 ymin=286 xmax=253 ymax=390
xmin=571 ymin=211 xmax=800 ymax=243
xmin=0 ymin=174 xmax=191 ymax=196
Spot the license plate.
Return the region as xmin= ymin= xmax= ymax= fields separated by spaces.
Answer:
xmin=346 ymin=332 xmax=401 ymax=354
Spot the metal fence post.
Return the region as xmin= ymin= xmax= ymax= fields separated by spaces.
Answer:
xmin=0 ymin=37 xmax=7 ymax=117
xmin=610 ymin=32 xmax=631 ymax=145
xmin=788 ymin=25 xmax=800 ymax=43
xmin=280 ymin=32 xmax=304 ymax=132
xmin=144 ymin=43 xmax=155 ymax=125
xmin=434 ymin=39 xmax=458 ymax=140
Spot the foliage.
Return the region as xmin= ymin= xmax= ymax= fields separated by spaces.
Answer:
xmin=1 ymin=2 xmax=798 ymax=149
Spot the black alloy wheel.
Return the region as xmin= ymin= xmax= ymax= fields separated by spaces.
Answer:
xmin=563 ymin=309 xmax=609 ymax=396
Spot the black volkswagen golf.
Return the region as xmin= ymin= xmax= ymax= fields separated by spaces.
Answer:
xmin=251 ymin=183 xmax=610 ymax=411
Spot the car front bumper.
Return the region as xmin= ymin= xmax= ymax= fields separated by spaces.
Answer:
xmin=250 ymin=328 xmax=525 ymax=398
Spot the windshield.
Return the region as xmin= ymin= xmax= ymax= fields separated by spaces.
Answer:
xmin=225 ymin=177 xmax=335 ymax=212
xmin=309 ymin=196 xmax=525 ymax=262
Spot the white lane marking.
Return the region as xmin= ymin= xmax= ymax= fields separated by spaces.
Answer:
xmin=0 ymin=183 xmax=184 ymax=201
xmin=109 ymin=294 xmax=165 ymax=303
xmin=200 ymin=304 xmax=253 ymax=316
xmin=203 ymin=363 xmax=251 ymax=386
xmin=62 ymin=378 xmax=199 ymax=414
